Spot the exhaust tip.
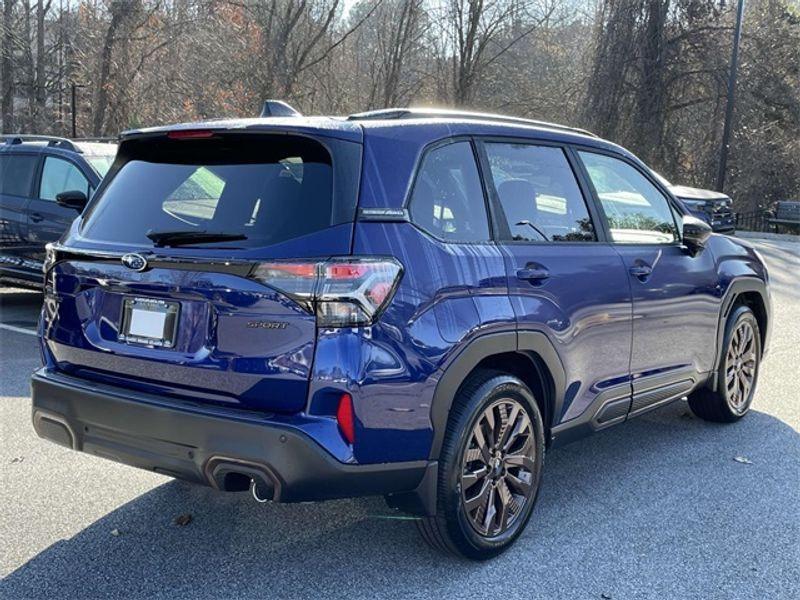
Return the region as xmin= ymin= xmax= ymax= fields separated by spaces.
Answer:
xmin=205 ymin=456 xmax=279 ymax=500
xmin=251 ymin=479 xmax=274 ymax=503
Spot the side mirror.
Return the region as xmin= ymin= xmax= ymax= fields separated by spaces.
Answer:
xmin=56 ymin=190 xmax=88 ymax=212
xmin=682 ymin=215 xmax=712 ymax=251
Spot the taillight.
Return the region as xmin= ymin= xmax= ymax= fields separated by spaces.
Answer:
xmin=249 ymin=257 xmax=403 ymax=327
xmin=166 ymin=129 xmax=216 ymax=140
xmin=336 ymin=393 xmax=355 ymax=444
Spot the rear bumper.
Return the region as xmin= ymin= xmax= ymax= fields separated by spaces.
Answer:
xmin=31 ymin=368 xmax=428 ymax=503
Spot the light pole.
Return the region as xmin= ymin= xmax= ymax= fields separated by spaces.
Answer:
xmin=70 ymin=83 xmax=87 ymax=138
xmin=716 ymin=0 xmax=746 ymax=193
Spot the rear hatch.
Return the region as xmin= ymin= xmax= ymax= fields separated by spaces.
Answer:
xmin=42 ymin=128 xmax=362 ymax=413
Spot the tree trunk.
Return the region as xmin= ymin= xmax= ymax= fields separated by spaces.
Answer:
xmin=23 ymin=0 xmax=34 ymax=130
xmin=34 ymin=0 xmax=45 ymax=129
xmin=1 ymin=0 xmax=15 ymax=131
xmin=634 ymin=0 xmax=669 ymax=163
xmin=92 ymin=1 xmax=131 ymax=136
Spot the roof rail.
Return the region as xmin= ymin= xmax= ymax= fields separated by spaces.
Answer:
xmin=1 ymin=134 xmax=81 ymax=152
xmin=347 ymin=108 xmax=598 ymax=138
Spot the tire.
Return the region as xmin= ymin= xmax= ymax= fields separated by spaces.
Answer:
xmin=688 ymin=305 xmax=761 ymax=423
xmin=416 ymin=370 xmax=545 ymax=560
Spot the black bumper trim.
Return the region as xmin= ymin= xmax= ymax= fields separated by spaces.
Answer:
xmin=31 ymin=369 xmax=428 ymax=503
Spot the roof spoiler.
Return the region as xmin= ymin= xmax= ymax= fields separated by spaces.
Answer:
xmin=259 ymin=100 xmax=302 ymax=118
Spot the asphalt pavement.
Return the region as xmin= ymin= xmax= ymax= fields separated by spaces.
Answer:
xmin=1 ymin=238 xmax=798 ymax=600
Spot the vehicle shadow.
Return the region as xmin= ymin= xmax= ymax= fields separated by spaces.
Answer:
xmin=3 ymin=402 xmax=799 ymax=599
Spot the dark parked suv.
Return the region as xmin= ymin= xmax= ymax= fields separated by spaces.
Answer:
xmin=654 ymin=172 xmax=736 ymax=233
xmin=0 ymin=135 xmax=117 ymax=288
xmin=31 ymin=108 xmax=771 ymax=559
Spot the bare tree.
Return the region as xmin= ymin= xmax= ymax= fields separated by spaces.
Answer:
xmin=444 ymin=0 xmax=547 ymax=105
xmin=243 ymin=0 xmax=377 ymax=104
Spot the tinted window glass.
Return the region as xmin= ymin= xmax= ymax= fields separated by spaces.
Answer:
xmin=579 ymin=151 xmax=679 ymax=244
xmin=485 ymin=143 xmax=595 ymax=242
xmin=0 ymin=154 xmax=38 ymax=197
xmin=81 ymin=136 xmax=334 ymax=248
xmin=39 ymin=157 xmax=90 ymax=200
xmin=409 ymin=141 xmax=490 ymax=242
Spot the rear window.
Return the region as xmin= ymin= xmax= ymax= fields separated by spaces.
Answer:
xmin=80 ymin=135 xmax=353 ymax=248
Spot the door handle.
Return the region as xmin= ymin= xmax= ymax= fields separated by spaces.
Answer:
xmin=629 ymin=264 xmax=652 ymax=279
xmin=30 ymin=213 xmax=44 ymax=223
xmin=516 ymin=266 xmax=550 ymax=282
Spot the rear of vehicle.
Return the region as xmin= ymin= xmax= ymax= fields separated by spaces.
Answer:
xmin=32 ymin=123 xmax=422 ymax=501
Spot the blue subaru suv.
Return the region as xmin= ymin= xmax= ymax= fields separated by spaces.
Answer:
xmin=31 ymin=107 xmax=771 ymax=559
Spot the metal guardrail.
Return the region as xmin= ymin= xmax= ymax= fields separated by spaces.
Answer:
xmin=736 ymin=207 xmax=800 ymax=234
xmin=736 ymin=210 xmax=771 ymax=232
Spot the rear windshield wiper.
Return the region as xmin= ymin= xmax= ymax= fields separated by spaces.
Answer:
xmin=146 ymin=229 xmax=247 ymax=247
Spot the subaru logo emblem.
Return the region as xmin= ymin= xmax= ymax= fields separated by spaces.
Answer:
xmin=121 ymin=253 xmax=148 ymax=272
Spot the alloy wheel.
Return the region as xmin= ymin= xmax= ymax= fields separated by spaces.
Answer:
xmin=725 ymin=320 xmax=757 ymax=413
xmin=460 ymin=398 xmax=536 ymax=537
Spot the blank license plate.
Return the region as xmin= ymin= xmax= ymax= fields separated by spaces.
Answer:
xmin=119 ymin=297 xmax=179 ymax=348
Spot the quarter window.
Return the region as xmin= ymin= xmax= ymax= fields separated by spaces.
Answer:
xmin=39 ymin=157 xmax=90 ymax=201
xmin=409 ymin=141 xmax=490 ymax=242
xmin=0 ymin=154 xmax=38 ymax=197
xmin=579 ymin=151 xmax=679 ymax=244
xmin=485 ymin=143 xmax=595 ymax=242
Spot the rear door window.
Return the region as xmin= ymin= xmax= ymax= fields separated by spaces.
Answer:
xmin=81 ymin=135 xmax=339 ymax=248
xmin=0 ymin=154 xmax=38 ymax=198
xmin=408 ymin=141 xmax=490 ymax=242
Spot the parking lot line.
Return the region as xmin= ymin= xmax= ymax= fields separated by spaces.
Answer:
xmin=0 ymin=323 xmax=37 ymax=336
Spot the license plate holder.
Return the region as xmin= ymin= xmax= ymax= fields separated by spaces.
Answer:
xmin=119 ymin=297 xmax=179 ymax=348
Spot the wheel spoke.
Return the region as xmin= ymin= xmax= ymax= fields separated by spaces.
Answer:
xmin=498 ymin=404 xmax=520 ymax=450
xmin=726 ymin=368 xmax=736 ymax=390
xmin=502 ymin=410 xmax=530 ymax=452
xmin=483 ymin=407 xmax=496 ymax=445
xmin=464 ymin=447 xmax=486 ymax=465
xmin=739 ymin=372 xmax=752 ymax=402
xmin=464 ymin=479 xmax=491 ymax=514
xmin=494 ymin=402 xmax=509 ymax=447
xmin=472 ymin=424 xmax=492 ymax=464
xmin=496 ymin=480 xmax=513 ymax=533
xmin=741 ymin=326 xmax=753 ymax=355
xmin=505 ymin=453 xmax=536 ymax=473
xmin=482 ymin=485 xmax=497 ymax=533
xmin=462 ymin=465 xmax=489 ymax=490
xmin=505 ymin=470 xmax=532 ymax=496
xmin=731 ymin=328 xmax=741 ymax=355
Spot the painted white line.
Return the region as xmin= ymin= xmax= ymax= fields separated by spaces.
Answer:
xmin=0 ymin=323 xmax=38 ymax=336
